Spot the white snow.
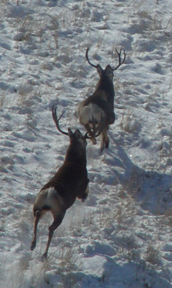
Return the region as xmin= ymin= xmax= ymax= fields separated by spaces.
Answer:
xmin=1 ymin=0 xmax=172 ymax=287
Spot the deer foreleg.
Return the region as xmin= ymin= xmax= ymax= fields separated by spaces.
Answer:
xmin=81 ymin=185 xmax=89 ymax=202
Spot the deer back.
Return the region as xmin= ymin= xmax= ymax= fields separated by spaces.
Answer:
xmin=41 ymin=128 xmax=89 ymax=209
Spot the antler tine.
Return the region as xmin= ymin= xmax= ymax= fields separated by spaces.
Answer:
xmin=52 ymin=105 xmax=69 ymax=136
xmin=84 ymin=114 xmax=105 ymax=139
xmin=85 ymin=47 xmax=97 ymax=68
xmin=112 ymin=47 xmax=126 ymax=71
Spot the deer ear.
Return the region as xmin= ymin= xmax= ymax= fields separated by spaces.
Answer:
xmin=68 ymin=128 xmax=73 ymax=138
xmin=97 ymin=64 xmax=103 ymax=76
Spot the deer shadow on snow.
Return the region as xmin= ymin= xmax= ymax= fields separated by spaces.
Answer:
xmin=48 ymin=254 xmax=172 ymax=288
xmin=79 ymin=257 xmax=172 ymax=288
xmin=73 ymin=144 xmax=172 ymax=288
xmin=106 ymin=142 xmax=172 ymax=216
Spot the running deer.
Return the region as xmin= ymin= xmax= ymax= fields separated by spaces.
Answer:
xmin=30 ymin=105 xmax=102 ymax=259
xmin=78 ymin=47 xmax=126 ymax=151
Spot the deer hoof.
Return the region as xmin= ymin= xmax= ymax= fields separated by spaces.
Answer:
xmin=41 ymin=252 xmax=48 ymax=262
xmin=105 ymin=141 xmax=109 ymax=149
xmin=30 ymin=241 xmax=36 ymax=251
xmin=91 ymin=138 xmax=97 ymax=145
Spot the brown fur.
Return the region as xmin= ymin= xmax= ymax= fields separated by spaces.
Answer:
xmin=78 ymin=48 xmax=125 ymax=151
xmin=30 ymin=129 xmax=89 ymax=259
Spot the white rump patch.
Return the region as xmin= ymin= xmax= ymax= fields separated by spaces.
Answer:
xmin=78 ymin=103 xmax=106 ymax=125
xmin=35 ymin=187 xmax=63 ymax=214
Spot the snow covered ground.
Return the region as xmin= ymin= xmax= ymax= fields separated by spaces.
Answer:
xmin=1 ymin=0 xmax=172 ymax=287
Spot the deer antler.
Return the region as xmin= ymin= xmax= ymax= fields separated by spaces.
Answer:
xmin=112 ymin=47 xmax=126 ymax=71
xmin=52 ymin=105 xmax=69 ymax=136
xmin=85 ymin=47 xmax=97 ymax=68
xmin=84 ymin=114 xmax=105 ymax=139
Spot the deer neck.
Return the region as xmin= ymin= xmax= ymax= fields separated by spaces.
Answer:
xmin=96 ymin=78 xmax=114 ymax=102
xmin=65 ymin=145 xmax=87 ymax=167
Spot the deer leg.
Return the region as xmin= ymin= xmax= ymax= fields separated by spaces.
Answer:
xmin=101 ymin=129 xmax=109 ymax=151
xmin=30 ymin=210 xmax=41 ymax=251
xmin=81 ymin=185 xmax=89 ymax=202
xmin=77 ymin=179 xmax=89 ymax=202
xmin=42 ymin=211 xmax=66 ymax=260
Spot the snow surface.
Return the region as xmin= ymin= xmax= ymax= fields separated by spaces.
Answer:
xmin=1 ymin=0 xmax=172 ymax=287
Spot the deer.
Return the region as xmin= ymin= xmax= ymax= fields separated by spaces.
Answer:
xmin=78 ymin=47 xmax=126 ymax=151
xmin=30 ymin=105 xmax=102 ymax=260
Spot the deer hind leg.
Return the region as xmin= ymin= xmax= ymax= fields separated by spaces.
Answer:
xmin=101 ymin=128 xmax=109 ymax=151
xmin=42 ymin=210 xmax=66 ymax=260
xmin=30 ymin=210 xmax=41 ymax=251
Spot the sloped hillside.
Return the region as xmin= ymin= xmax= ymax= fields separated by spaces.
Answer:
xmin=1 ymin=0 xmax=172 ymax=287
